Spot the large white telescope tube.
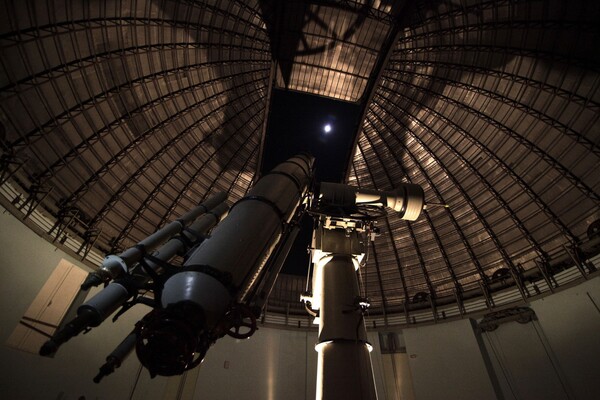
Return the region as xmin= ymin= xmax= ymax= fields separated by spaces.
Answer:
xmin=136 ymin=154 xmax=314 ymax=377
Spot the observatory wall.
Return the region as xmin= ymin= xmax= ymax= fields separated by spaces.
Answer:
xmin=0 ymin=208 xmax=598 ymax=400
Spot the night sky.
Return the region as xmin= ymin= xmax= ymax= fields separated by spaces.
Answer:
xmin=260 ymin=88 xmax=361 ymax=182
xmin=260 ymin=88 xmax=362 ymax=275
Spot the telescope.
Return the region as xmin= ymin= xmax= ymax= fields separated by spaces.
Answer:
xmin=40 ymin=154 xmax=425 ymax=400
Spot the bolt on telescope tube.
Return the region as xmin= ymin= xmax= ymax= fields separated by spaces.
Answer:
xmin=81 ymin=192 xmax=227 ymax=289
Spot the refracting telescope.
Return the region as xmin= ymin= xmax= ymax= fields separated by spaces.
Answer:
xmin=39 ymin=154 xmax=426 ymax=399
xmin=39 ymin=191 xmax=230 ymax=379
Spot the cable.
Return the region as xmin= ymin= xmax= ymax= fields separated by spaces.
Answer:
xmin=305 ymin=216 xmax=317 ymax=293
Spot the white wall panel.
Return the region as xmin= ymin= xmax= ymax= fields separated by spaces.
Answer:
xmin=403 ymin=318 xmax=499 ymax=400
xmin=193 ymin=328 xmax=318 ymax=400
xmin=482 ymin=321 xmax=571 ymax=400
xmin=531 ymin=278 xmax=600 ymax=400
xmin=379 ymin=353 xmax=416 ymax=400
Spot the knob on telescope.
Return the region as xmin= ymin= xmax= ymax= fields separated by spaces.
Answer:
xmin=223 ymin=304 xmax=258 ymax=340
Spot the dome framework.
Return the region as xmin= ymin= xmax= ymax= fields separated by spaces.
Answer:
xmin=0 ymin=0 xmax=599 ymax=327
